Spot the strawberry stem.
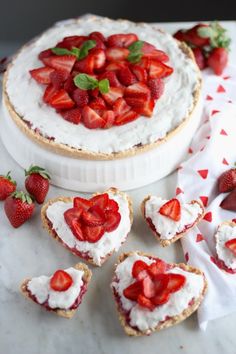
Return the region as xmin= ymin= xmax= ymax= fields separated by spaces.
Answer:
xmin=25 ymin=165 xmax=51 ymax=180
xmin=11 ymin=191 xmax=34 ymax=204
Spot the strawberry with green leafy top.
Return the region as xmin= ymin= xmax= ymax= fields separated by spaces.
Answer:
xmin=4 ymin=191 xmax=35 ymax=228
xmin=25 ymin=165 xmax=50 ymax=204
xmin=0 ymin=171 xmax=17 ymax=201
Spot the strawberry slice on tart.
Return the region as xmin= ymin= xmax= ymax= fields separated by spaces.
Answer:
xmin=141 ymin=196 xmax=205 ymax=247
xmin=29 ymin=31 xmax=173 ymax=129
xmin=215 ymin=221 xmax=236 ymax=273
xmin=41 ymin=188 xmax=133 ymax=266
xmin=20 ymin=263 xmax=92 ymax=318
xmin=111 ymin=251 xmax=207 ymax=336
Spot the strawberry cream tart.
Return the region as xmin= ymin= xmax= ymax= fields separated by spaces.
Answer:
xmin=1 ymin=15 xmax=202 ymax=191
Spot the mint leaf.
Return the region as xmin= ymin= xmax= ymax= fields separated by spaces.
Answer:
xmin=51 ymin=47 xmax=73 ymax=56
xmin=128 ymin=51 xmax=142 ymax=64
xmin=197 ymin=27 xmax=214 ymax=38
xmin=78 ymin=40 xmax=96 ymax=60
xmin=71 ymin=47 xmax=80 ymax=59
xmin=98 ymin=79 xmax=110 ymax=94
xmin=128 ymin=40 xmax=144 ymax=52
xmin=74 ymin=74 xmax=98 ymax=90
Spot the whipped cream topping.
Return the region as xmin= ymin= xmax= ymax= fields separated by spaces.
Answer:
xmin=145 ymin=196 xmax=202 ymax=239
xmin=27 ymin=267 xmax=84 ymax=309
xmin=6 ymin=15 xmax=200 ymax=155
xmin=215 ymin=223 xmax=236 ymax=269
xmin=46 ymin=192 xmax=131 ymax=266
xmin=111 ymin=253 xmax=205 ymax=332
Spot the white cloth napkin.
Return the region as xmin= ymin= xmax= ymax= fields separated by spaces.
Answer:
xmin=177 ymin=64 xmax=236 ymax=329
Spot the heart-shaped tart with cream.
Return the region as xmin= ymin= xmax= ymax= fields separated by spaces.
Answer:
xmin=41 ymin=187 xmax=133 ymax=266
xmin=21 ymin=263 xmax=92 ymax=318
xmin=214 ymin=221 xmax=236 ymax=273
xmin=141 ymin=196 xmax=205 ymax=246
xmin=111 ymin=251 xmax=207 ymax=336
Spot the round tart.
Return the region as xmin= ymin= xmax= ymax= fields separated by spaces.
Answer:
xmin=3 ymin=15 xmax=201 ymax=160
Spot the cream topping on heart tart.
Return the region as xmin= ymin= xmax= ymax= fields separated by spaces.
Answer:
xmin=144 ymin=197 xmax=203 ymax=239
xmin=27 ymin=267 xmax=84 ymax=309
xmin=111 ymin=253 xmax=205 ymax=332
xmin=46 ymin=191 xmax=131 ymax=265
xmin=5 ymin=15 xmax=200 ymax=155
xmin=215 ymin=222 xmax=236 ymax=270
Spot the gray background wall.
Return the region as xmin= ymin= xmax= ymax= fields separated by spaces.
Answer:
xmin=0 ymin=0 xmax=235 ymax=42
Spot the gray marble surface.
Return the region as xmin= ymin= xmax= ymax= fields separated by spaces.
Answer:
xmin=1 ymin=21 xmax=236 ymax=354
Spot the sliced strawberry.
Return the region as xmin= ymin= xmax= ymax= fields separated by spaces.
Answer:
xmin=149 ymin=60 xmax=173 ymax=79
xmin=132 ymin=260 xmax=149 ymax=279
xmin=115 ymin=110 xmax=139 ymax=126
xmin=42 ymin=55 xmax=76 ymax=75
xmin=74 ymin=55 xmax=94 ymax=74
xmin=61 ymin=108 xmax=81 ymax=124
xmin=127 ymin=98 xmax=155 ymax=117
xmin=142 ymin=276 xmax=156 ymax=298
xmin=139 ymin=57 xmax=151 ymax=70
xmin=74 ymin=197 xmax=92 ymax=211
xmin=89 ymin=97 xmax=107 ymax=110
xmin=89 ymin=87 xmax=99 ymax=98
xmin=50 ymin=270 xmax=73 ymax=292
xmin=99 ymin=71 xmax=122 ymax=88
xmin=118 ymin=67 xmax=137 ymax=86
xmin=152 ymin=274 xmax=169 ymax=294
xmin=142 ymin=42 xmax=169 ymax=62
xmin=82 ymin=224 xmax=105 ymax=243
xmin=90 ymin=193 xmax=109 ymax=209
xmin=102 ymin=87 xmax=124 ymax=105
xmin=90 ymin=48 xmax=106 ymax=69
xmin=167 ymin=273 xmax=186 ymax=293
xmin=49 ymin=89 xmax=75 ymax=110
xmin=106 ymin=47 xmax=129 ymax=61
xmin=29 ymin=67 xmax=55 ymax=84
xmin=82 ymin=106 xmax=106 ymax=129
xmin=125 ymin=82 xmax=151 ymax=100
xmin=159 ymin=198 xmax=181 ymax=222
xmin=123 ymin=280 xmax=143 ymax=301
xmin=107 ymin=33 xmax=138 ymax=48
xmin=148 ymin=259 xmax=167 ymax=276
xmin=151 ymin=290 xmax=170 ymax=306
xmin=70 ymin=219 xmax=85 ymax=241
xmin=38 ymin=48 xmax=52 ymax=60
xmin=89 ymin=31 xmax=106 ymax=42
xmin=43 ymin=84 xmax=58 ymax=103
xmin=104 ymin=210 xmax=121 ymax=232
xmin=113 ymin=98 xmax=131 ymax=116
xmin=131 ymin=64 xmax=148 ymax=82
xmin=105 ymin=61 xmax=128 ymax=72
xmin=64 ymin=207 xmax=83 ymax=227
xmin=57 ymin=35 xmax=88 ymax=49
xmin=64 ymin=75 xmax=77 ymax=93
xmin=225 ymin=238 xmax=236 ymax=256
xmin=50 ymin=70 xmax=68 ymax=89
xmin=82 ymin=205 xmax=105 ymax=226
xmin=137 ymin=294 xmax=155 ymax=310
xmin=106 ymin=199 xmax=119 ymax=212
xmin=102 ymin=110 xmax=116 ymax=128
xmin=73 ymin=88 xmax=89 ymax=107
xmin=148 ymin=78 xmax=165 ymax=99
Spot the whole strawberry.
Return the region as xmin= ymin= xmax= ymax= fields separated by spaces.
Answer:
xmin=25 ymin=165 xmax=50 ymax=204
xmin=220 ymin=188 xmax=236 ymax=211
xmin=4 ymin=191 xmax=35 ymax=228
xmin=218 ymin=168 xmax=236 ymax=193
xmin=0 ymin=171 xmax=17 ymax=201
xmin=207 ymin=47 xmax=228 ymax=76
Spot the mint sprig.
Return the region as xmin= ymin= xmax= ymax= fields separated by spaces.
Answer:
xmin=74 ymin=74 xmax=110 ymax=94
xmin=197 ymin=22 xmax=231 ymax=50
xmin=127 ymin=40 xmax=144 ymax=64
xmin=51 ymin=40 xmax=96 ymax=60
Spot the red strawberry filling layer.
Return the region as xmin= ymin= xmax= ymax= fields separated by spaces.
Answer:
xmin=63 ymin=193 xmax=121 ymax=243
xmin=26 ymin=281 xmax=88 ymax=311
xmin=30 ymin=32 xmax=173 ymax=129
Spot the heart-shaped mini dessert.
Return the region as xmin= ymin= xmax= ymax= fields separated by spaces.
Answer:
xmin=214 ymin=221 xmax=236 ymax=273
xmin=141 ymin=196 xmax=205 ymax=246
xmin=111 ymin=251 xmax=207 ymax=336
xmin=21 ymin=263 xmax=92 ymax=318
xmin=41 ymin=187 xmax=133 ymax=266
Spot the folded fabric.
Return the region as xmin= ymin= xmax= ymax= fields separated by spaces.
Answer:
xmin=177 ymin=64 xmax=236 ymax=330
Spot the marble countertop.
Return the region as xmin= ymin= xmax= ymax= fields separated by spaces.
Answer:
xmin=1 ymin=21 xmax=236 ymax=354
